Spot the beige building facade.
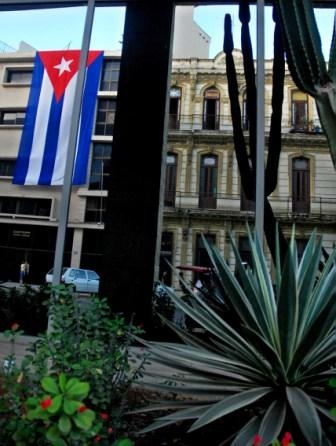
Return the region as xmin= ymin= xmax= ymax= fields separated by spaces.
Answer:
xmin=162 ymin=50 xmax=336 ymax=289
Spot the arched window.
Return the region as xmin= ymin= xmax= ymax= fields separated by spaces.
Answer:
xmin=168 ymin=87 xmax=181 ymax=130
xmin=292 ymin=157 xmax=310 ymax=214
xmin=164 ymin=152 xmax=177 ymax=207
xmin=203 ymin=87 xmax=220 ymax=130
xmin=291 ymin=90 xmax=308 ymax=132
xmin=199 ymin=154 xmax=217 ymax=209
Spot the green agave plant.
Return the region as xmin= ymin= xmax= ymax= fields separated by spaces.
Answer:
xmin=135 ymin=228 xmax=336 ymax=446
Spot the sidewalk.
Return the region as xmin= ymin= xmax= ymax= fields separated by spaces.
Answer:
xmin=0 ymin=333 xmax=38 ymax=364
xmin=0 ymin=334 xmax=195 ymax=393
xmin=0 ymin=281 xmax=41 ymax=292
xmin=0 ymin=334 xmax=169 ymax=378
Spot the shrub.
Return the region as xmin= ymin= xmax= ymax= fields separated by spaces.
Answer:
xmin=0 ymin=287 xmax=143 ymax=445
xmin=0 ymin=284 xmax=48 ymax=335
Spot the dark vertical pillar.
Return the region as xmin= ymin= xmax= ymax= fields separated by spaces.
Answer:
xmin=100 ymin=0 xmax=174 ymax=329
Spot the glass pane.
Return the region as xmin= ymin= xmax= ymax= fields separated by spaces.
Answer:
xmin=7 ymin=70 xmax=32 ymax=83
xmin=77 ymin=270 xmax=86 ymax=279
xmin=294 ymin=158 xmax=308 ymax=169
xmin=203 ymin=156 xmax=216 ymax=166
xmin=167 ymin=154 xmax=176 ymax=164
xmin=106 ymin=111 xmax=115 ymax=123
xmin=18 ymin=199 xmax=35 ymax=215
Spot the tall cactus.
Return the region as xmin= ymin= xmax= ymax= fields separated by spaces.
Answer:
xmin=274 ymin=0 xmax=336 ymax=167
xmin=224 ymin=1 xmax=288 ymax=264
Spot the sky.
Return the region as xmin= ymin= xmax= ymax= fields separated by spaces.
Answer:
xmin=0 ymin=4 xmax=334 ymax=60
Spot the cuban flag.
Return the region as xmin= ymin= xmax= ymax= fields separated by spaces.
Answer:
xmin=13 ymin=50 xmax=103 ymax=186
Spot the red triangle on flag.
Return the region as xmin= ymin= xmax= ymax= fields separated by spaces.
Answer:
xmin=39 ymin=50 xmax=102 ymax=102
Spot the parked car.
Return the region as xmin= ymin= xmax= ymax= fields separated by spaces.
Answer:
xmin=45 ymin=267 xmax=100 ymax=293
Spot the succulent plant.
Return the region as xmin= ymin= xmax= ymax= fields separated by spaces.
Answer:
xmin=135 ymin=227 xmax=336 ymax=446
xmin=274 ymin=0 xmax=336 ymax=167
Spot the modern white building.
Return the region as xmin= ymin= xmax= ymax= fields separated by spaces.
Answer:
xmin=173 ymin=6 xmax=211 ymax=59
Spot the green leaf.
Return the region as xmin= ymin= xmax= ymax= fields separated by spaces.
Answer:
xmin=112 ymin=439 xmax=135 ymax=446
xmin=286 ymin=386 xmax=322 ymax=446
xmin=277 ymin=232 xmax=298 ymax=369
xmin=64 ymin=377 xmax=80 ymax=392
xmin=329 ymin=377 xmax=336 ymax=388
xmin=26 ymin=407 xmax=48 ymax=420
xmin=63 ymin=399 xmax=82 ymax=415
xmin=58 ymin=414 xmax=71 ymax=434
xmin=139 ymin=405 xmax=210 ymax=434
xmin=48 ymin=394 xmax=63 ymax=414
xmin=188 ymin=387 xmax=272 ymax=432
xmin=73 ymin=409 xmax=95 ymax=430
xmin=66 ymin=381 xmax=90 ymax=399
xmin=58 ymin=373 xmax=67 ymax=392
xmin=26 ymin=396 xmax=39 ymax=407
xmin=41 ymin=376 xmax=59 ymax=395
xmin=46 ymin=425 xmax=64 ymax=445
xmin=231 ymin=416 xmax=261 ymax=446
xmin=258 ymin=400 xmax=286 ymax=445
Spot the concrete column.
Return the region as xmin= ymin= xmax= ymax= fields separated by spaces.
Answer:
xmin=70 ymin=229 xmax=83 ymax=267
xmin=100 ymin=0 xmax=175 ymax=329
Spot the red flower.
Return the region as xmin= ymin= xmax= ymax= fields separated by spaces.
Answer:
xmin=40 ymin=397 xmax=52 ymax=410
xmin=78 ymin=405 xmax=87 ymax=413
xmin=11 ymin=322 xmax=19 ymax=331
xmin=281 ymin=432 xmax=293 ymax=446
xmin=94 ymin=435 xmax=102 ymax=443
xmin=253 ymin=434 xmax=262 ymax=446
xmin=99 ymin=412 xmax=109 ymax=421
xmin=108 ymin=427 xmax=113 ymax=434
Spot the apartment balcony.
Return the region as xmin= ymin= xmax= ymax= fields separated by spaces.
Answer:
xmin=168 ymin=114 xmax=323 ymax=136
xmin=164 ymin=191 xmax=336 ymax=223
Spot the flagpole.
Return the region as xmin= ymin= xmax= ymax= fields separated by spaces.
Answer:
xmin=255 ymin=0 xmax=265 ymax=244
xmin=51 ymin=0 xmax=96 ymax=290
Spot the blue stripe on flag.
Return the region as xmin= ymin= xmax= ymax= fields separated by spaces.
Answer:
xmin=12 ymin=54 xmax=44 ymax=185
xmin=38 ymin=94 xmax=63 ymax=185
xmin=73 ymin=52 xmax=104 ymax=184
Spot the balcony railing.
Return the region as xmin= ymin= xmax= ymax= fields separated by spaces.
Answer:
xmin=168 ymin=114 xmax=323 ymax=135
xmin=164 ymin=191 xmax=336 ymax=220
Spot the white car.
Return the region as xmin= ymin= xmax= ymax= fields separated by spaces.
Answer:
xmin=45 ymin=267 xmax=100 ymax=293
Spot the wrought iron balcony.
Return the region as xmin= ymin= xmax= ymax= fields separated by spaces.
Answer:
xmin=167 ymin=114 xmax=323 ymax=134
xmin=164 ymin=191 xmax=336 ymax=221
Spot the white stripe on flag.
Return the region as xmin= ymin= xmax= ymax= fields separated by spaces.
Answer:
xmin=52 ymin=74 xmax=78 ymax=185
xmin=25 ymin=72 xmax=53 ymax=185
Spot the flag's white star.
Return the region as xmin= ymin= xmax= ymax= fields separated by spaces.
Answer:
xmin=54 ymin=57 xmax=74 ymax=76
